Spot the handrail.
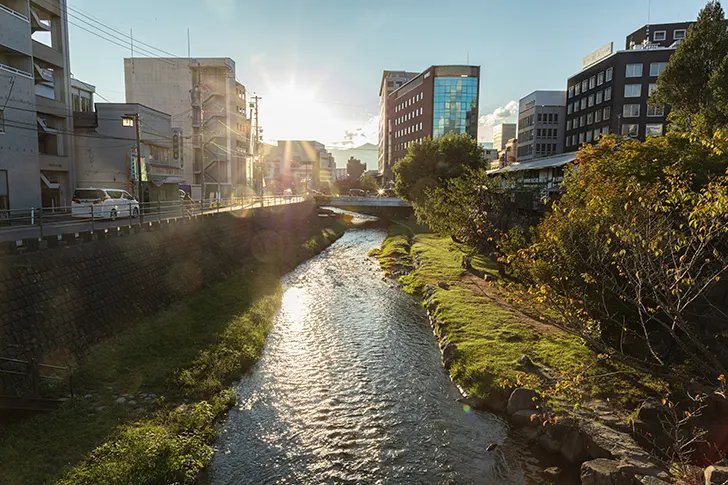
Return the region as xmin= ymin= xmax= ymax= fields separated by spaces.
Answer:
xmin=0 ymin=3 xmax=30 ymax=22
xmin=0 ymin=63 xmax=33 ymax=80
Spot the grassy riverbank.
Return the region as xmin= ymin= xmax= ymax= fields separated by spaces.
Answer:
xmin=374 ymin=223 xmax=665 ymax=411
xmin=0 ymin=218 xmax=346 ymax=485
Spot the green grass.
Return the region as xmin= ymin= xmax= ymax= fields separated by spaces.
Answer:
xmin=378 ymin=231 xmax=666 ymax=409
xmin=0 ymin=218 xmax=347 ymax=485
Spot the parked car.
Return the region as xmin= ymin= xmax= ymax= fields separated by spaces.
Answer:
xmin=71 ymin=188 xmax=140 ymax=220
xmin=349 ymin=189 xmax=366 ymax=197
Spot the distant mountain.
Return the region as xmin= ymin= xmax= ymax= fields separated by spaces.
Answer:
xmin=328 ymin=142 xmax=378 ymax=171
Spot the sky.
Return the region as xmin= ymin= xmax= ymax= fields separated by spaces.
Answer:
xmin=67 ymin=0 xmax=710 ymax=169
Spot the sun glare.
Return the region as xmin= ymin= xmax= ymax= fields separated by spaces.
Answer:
xmin=261 ymin=84 xmax=340 ymax=144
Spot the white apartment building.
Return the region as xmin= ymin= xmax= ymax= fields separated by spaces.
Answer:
xmin=0 ymin=0 xmax=74 ymax=210
xmin=124 ymin=57 xmax=253 ymax=200
xmin=493 ymin=123 xmax=516 ymax=152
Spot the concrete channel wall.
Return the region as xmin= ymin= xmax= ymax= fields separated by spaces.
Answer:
xmin=0 ymin=202 xmax=318 ymax=376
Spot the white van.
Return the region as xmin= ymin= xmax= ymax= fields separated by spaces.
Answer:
xmin=71 ymin=188 xmax=140 ymax=220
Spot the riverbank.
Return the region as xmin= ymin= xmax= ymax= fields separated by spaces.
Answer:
xmin=374 ymin=223 xmax=676 ymax=482
xmin=0 ymin=217 xmax=347 ymax=485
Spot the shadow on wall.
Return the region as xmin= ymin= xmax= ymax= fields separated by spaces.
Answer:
xmin=0 ymin=202 xmax=319 ymax=387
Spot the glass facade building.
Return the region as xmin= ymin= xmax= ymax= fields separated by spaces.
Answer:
xmin=433 ymin=77 xmax=479 ymax=138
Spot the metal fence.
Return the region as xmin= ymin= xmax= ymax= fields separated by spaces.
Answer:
xmin=0 ymin=195 xmax=307 ymax=243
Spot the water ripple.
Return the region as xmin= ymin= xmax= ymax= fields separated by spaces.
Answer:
xmin=211 ymin=229 xmax=542 ymax=485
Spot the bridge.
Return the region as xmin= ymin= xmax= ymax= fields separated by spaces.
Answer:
xmin=314 ymin=196 xmax=413 ymax=218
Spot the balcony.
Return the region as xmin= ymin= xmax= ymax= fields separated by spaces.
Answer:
xmin=73 ymin=111 xmax=97 ymax=129
xmin=35 ymin=94 xmax=66 ymax=116
xmin=0 ymin=5 xmax=32 ymax=55
xmin=0 ymin=61 xmax=32 ymax=80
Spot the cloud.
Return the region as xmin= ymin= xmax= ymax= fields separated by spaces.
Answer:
xmin=478 ymin=100 xmax=518 ymax=142
xmin=330 ymin=116 xmax=379 ymax=149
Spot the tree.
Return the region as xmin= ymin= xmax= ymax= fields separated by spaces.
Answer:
xmin=393 ymin=133 xmax=484 ymax=205
xmin=360 ymin=175 xmax=378 ymax=193
xmin=651 ymin=1 xmax=728 ymax=137
xmin=508 ymin=135 xmax=728 ymax=384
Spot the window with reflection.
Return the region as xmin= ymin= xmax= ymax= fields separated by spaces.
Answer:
xmin=432 ymin=77 xmax=479 ymax=138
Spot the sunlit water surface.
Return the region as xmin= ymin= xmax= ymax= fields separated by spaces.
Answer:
xmin=211 ymin=228 xmax=558 ymax=485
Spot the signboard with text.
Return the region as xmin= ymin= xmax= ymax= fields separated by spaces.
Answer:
xmin=582 ymin=42 xmax=613 ymax=70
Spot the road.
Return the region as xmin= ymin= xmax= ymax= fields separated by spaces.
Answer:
xmin=0 ymin=197 xmax=305 ymax=244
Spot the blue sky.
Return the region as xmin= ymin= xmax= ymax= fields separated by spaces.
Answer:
xmin=68 ymin=0 xmax=709 ymax=158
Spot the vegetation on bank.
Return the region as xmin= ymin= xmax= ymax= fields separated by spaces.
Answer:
xmin=0 ymin=218 xmax=346 ymax=485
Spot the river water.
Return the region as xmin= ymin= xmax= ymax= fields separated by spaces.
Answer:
xmin=210 ymin=228 xmax=553 ymax=484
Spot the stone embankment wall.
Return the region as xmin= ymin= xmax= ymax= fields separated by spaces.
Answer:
xmin=0 ymin=202 xmax=318 ymax=367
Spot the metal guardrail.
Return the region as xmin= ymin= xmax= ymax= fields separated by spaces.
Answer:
xmin=0 ymin=195 xmax=307 ymax=244
xmin=0 ymin=356 xmax=73 ymax=400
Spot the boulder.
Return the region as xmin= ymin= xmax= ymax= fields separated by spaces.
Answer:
xmin=705 ymin=465 xmax=728 ymax=484
xmin=507 ymin=387 xmax=537 ymax=415
xmin=580 ymin=420 xmax=618 ymax=459
xmin=511 ymin=409 xmax=539 ymax=427
xmin=540 ymin=421 xmax=575 ymax=454
xmin=442 ymin=343 xmax=457 ymax=369
xmin=540 ymin=433 xmax=563 ymax=454
xmin=543 ymin=466 xmax=561 ymax=478
xmin=437 ymin=281 xmax=450 ymax=290
xmin=561 ymin=428 xmax=590 ymax=463
xmin=639 ymin=477 xmax=671 ymax=484
xmin=580 ymin=459 xmax=634 ymax=485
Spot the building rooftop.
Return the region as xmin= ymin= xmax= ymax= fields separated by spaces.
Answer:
xmin=487 ymin=152 xmax=577 ymax=174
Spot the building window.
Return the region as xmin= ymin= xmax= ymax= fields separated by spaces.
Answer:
xmin=650 ymin=62 xmax=667 ymax=77
xmin=566 ymin=120 xmax=572 ymax=130
xmin=597 ymin=71 xmax=604 ymax=86
xmin=647 ymin=104 xmax=665 ymax=116
xmin=653 ymin=30 xmax=667 ymax=41
xmin=606 ymin=67 xmax=613 ymax=82
xmin=574 ymin=101 xmax=580 ymax=113
xmin=0 ymin=170 xmax=7 ymax=211
xmin=674 ymin=29 xmax=687 ymax=40
xmin=553 ymin=129 xmax=557 ymax=138
xmin=586 ymin=130 xmax=593 ymax=142
xmin=589 ymin=76 xmax=596 ymax=89
xmin=587 ymin=113 xmax=594 ymax=125
xmin=595 ymin=110 xmax=602 ymax=123
xmin=604 ymin=106 xmax=611 ymax=119
xmin=624 ymin=84 xmax=642 ymax=97
xmin=648 ymin=83 xmax=659 ymax=96
xmin=646 ymin=123 xmax=664 ymax=137
xmin=566 ymin=135 xmax=571 ymax=146
xmin=554 ymin=114 xmax=558 ymax=123
xmin=581 ymin=98 xmax=587 ymax=110
xmin=567 ymin=104 xmax=573 ymax=115
xmin=582 ymin=80 xmax=588 ymax=92
xmin=622 ymin=124 xmax=639 ymax=136
xmin=568 ymin=86 xmax=574 ymax=98
xmin=604 ymin=86 xmax=612 ymax=101
xmin=580 ymin=115 xmax=585 ymax=127
xmin=623 ymin=104 xmax=641 ymax=117
xmin=602 ymin=126 xmax=610 ymax=135
xmin=588 ymin=94 xmax=595 ymax=107
xmin=575 ymin=83 xmax=581 ymax=95
xmin=626 ymin=63 xmax=643 ymax=77
xmin=579 ymin=132 xmax=585 ymax=144
xmin=596 ymin=91 xmax=603 ymax=104
xmin=537 ymin=113 xmax=542 ymax=122
xmin=548 ymin=113 xmax=554 ymax=123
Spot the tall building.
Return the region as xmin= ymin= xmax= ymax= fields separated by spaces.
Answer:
xmin=517 ymin=91 xmax=566 ymax=162
xmin=262 ymin=140 xmax=335 ymax=193
xmin=0 ymin=0 xmax=74 ymax=210
xmin=378 ymin=70 xmax=417 ymax=184
xmin=563 ymin=22 xmax=694 ymax=151
xmin=124 ymin=57 xmax=253 ymax=200
xmin=346 ymin=156 xmax=365 ymax=180
xmin=381 ymin=65 xmax=480 ymax=186
xmin=492 ymin=123 xmax=516 ymax=152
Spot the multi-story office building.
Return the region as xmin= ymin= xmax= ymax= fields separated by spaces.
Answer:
xmin=492 ymin=123 xmax=516 ymax=152
xmin=564 ymin=22 xmax=693 ymax=152
xmin=517 ymin=91 xmax=566 ymax=162
xmin=381 ymin=65 xmax=480 ymax=186
xmin=378 ymin=70 xmax=417 ymax=184
xmin=124 ymin=57 xmax=252 ymax=200
xmin=0 ymin=0 xmax=74 ymax=210
xmin=74 ymin=103 xmax=182 ymax=203
xmin=262 ymin=140 xmax=335 ymax=193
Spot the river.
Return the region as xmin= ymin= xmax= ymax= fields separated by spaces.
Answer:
xmin=210 ymin=227 xmax=558 ymax=484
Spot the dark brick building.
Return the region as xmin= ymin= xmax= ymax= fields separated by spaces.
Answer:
xmin=563 ymin=22 xmax=694 ymax=151
xmin=379 ymin=65 xmax=480 ymax=186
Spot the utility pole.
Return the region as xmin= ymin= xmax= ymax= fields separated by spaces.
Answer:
xmin=135 ymin=113 xmax=142 ymax=222
xmin=191 ymin=61 xmax=204 ymax=205
xmin=250 ymin=95 xmax=262 ymax=199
